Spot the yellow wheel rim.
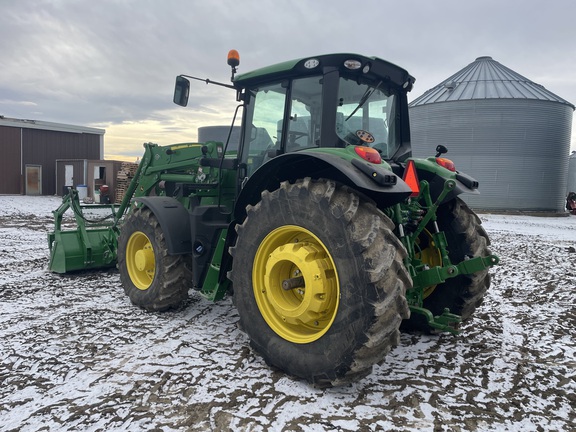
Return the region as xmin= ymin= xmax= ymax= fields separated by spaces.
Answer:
xmin=253 ymin=225 xmax=340 ymax=344
xmin=416 ymin=228 xmax=443 ymax=298
xmin=126 ymin=231 xmax=156 ymax=290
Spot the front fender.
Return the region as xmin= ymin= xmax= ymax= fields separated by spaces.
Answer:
xmin=134 ymin=196 xmax=192 ymax=254
xmin=234 ymin=151 xmax=413 ymax=219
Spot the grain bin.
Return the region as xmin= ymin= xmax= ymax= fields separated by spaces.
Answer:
xmin=409 ymin=56 xmax=574 ymax=212
xmin=198 ymin=126 xmax=241 ymax=151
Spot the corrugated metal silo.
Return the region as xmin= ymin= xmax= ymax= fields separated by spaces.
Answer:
xmin=409 ymin=56 xmax=575 ymax=212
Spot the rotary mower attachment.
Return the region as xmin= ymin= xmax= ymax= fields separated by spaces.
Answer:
xmin=48 ymin=150 xmax=146 ymax=273
xmin=48 ymin=188 xmax=121 ymax=273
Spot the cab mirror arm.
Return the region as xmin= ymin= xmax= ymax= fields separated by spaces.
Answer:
xmin=173 ymin=75 xmax=236 ymax=107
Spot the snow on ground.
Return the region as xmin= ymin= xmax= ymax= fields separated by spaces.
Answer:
xmin=0 ymin=195 xmax=575 ymax=431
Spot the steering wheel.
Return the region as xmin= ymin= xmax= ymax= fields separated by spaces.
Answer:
xmin=286 ymin=131 xmax=308 ymax=150
xmin=287 ymin=131 xmax=307 ymax=141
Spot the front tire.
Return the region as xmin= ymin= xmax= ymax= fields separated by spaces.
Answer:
xmin=117 ymin=207 xmax=192 ymax=312
xmin=230 ymin=178 xmax=411 ymax=387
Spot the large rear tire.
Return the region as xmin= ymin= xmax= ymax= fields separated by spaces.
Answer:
xmin=230 ymin=178 xmax=411 ymax=387
xmin=117 ymin=207 xmax=192 ymax=312
xmin=409 ymin=198 xmax=492 ymax=328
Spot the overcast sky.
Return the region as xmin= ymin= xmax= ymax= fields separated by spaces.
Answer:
xmin=1 ymin=0 xmax=575 ymax=161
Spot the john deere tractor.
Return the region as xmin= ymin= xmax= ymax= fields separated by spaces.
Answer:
xmin=49 ymin=50 xmax=498 ymax=387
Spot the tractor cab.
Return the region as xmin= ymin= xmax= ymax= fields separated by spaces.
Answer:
xmin=231 ymin=53 xmax=415 ymax=177
xmin=174 ymin=52 xmax=416 ymax=180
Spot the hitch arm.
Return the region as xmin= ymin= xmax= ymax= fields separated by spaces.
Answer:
xmin=409 ymin=306 xmax=461 ymax=334
xmin=412 ymin=254 xmax=499 ymax=289
xmin=456 ymin=254 xmax=500 ymax=274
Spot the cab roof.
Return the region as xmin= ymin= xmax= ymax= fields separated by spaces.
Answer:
xmin=233 ymin=53 xmax=415 ymax=91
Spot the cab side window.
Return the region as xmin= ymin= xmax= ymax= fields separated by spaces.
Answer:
xmin=242 ymin=82 xmax=287 ymax=174
xmin=241 ymin=76 xmax=323 ymax=175
xmin=286 ymin=76 xmax=323 ymax=151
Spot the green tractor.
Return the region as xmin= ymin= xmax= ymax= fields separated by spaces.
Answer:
xmin=49 ymin=51 xmax=498 ymax=387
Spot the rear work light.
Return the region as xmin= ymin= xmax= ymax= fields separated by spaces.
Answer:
xmin=435 ymin=157 xmax=456 ymax=172
xmin=344 ymin=59 xmax=362 ymax=70
xmin=355 ymin=146 xmax=382 ymax=164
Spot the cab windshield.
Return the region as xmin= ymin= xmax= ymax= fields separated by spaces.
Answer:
xmin=336 ymin=78 xmax=399 ymax=159
xmin=239 ymin=74 xmax=401 ymax=176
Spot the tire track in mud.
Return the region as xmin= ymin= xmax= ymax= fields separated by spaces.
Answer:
xmin=0 ymin=210 xmax=575 ymax=431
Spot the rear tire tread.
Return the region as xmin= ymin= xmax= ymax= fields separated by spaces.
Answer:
xmin=230 ymin=178 xmax=411 ymax=387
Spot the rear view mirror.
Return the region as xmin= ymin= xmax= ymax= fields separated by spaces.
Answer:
xmin=173 ymin=76 xmax=190 ymax=107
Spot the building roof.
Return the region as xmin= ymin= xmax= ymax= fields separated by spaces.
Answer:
xmin=410 ymin=56 xmax=575 ymax=109
xmin=0 ymin=116 xmax=105 ymax=135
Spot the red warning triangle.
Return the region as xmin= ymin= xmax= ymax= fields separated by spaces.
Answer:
xmin=402 ymin=160 xmax=420 ymax=197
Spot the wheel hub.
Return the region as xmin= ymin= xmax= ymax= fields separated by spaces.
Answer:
xmin=264 ymin=242 xmax=334 ymax=326
xmin=134 ymin=248 xmax=154 ymax=272
xmin=253 ymin=225 xmax=339 ymax=344
xmin=126 ymin=231 xmax=156 ymax=290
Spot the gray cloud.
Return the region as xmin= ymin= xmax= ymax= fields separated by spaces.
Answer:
xmin=1 ymin=0 xmax=575 ymax=152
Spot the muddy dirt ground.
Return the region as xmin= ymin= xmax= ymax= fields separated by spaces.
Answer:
xmin=0 ymin=196 xmax=575 ymax=431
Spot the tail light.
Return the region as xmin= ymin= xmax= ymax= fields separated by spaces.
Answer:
xmin=355 ymin=146 xmax=382 ymax=164
xmin=436 ymin=157 xmax=456 ymax=172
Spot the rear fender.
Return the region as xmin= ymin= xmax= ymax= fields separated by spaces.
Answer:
xmin=409 ymin=158 xmax=480 ymax=203
xmin=134 ymin=196 xmax=192 ymax=254
xmin=234 ymin=151 xmax=413 ymax=219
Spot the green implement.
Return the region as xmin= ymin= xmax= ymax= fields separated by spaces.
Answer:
xmin=48 ymin=189 xmax=119 ymax=273
xmin=48 ymin=151 xmax=146 ymax=273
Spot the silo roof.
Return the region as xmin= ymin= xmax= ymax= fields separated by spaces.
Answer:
xmin=410 ymin=56 xmax=575 ymax=109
